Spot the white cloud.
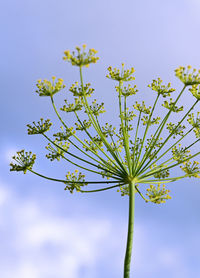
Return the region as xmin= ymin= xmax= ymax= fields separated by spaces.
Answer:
xmin=0 ymin=181 xmax=122 ymax=278
xmin=0 ymin=184 xmax=9 ymax=207
xmin=3 ymin=147 xmax=18 ymax=164
xmin=0 ymin=179 xmax=199 ymax=278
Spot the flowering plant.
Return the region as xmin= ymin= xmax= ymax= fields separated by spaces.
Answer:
xmin=10 ymin=45 xmax=200 ymax=277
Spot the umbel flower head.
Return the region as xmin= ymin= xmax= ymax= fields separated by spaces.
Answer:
xmin=63 ymin=44 xmax=99 ymax=67
xmin=106 ymin=63 xmax=135 ymax=82
xmin=36 ymin=76 xmax=65 ymax=97
xmin=10 ymin=150 xmax=36 ymax=174
xmin=189 ymin=84 xmax=200 ymax=100
xmin=148 ymin=78 xmax=175 ymax=97
xmin=10 ymin=46 xmax=200 ymax=200
xmin=146 ymin=184 xmax=171 ymax=204
xmin=27 ymin=118 xmax=52 ymax=135
xmin=175 ymin=66 xmax=200 ymax=86
xmin=10 ymin=44 xmax=200 ymax=278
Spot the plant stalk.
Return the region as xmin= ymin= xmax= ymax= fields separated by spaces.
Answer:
xmin=124 ymin=180 xmax=136 ymax=278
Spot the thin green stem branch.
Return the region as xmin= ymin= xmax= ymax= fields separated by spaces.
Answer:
xmin=74 ymin=105 xmax=124 ymax=171
xmin=135 ymin=86 xmax=186 ymax=175
xmin=95 ymin=115 xmax=126 ymax=168
xmin=135 ymin=186 xmax=169 ymax=203
xmin=43 ymin=134 xmax=123 ymax=178
xmin=141 ymin=127 xmax=194 ymax=174
xmin=79 ymin=183 xmax=125 ymax=193
xmin=49 ymin=143 xmax=122 ymax=179
xmin=50 ymin=96 xmax=122 ymax=174
xmin=138 ymin=175 xmax=186 ymax=184
xmin=142 ymin=150 xmax=200 ymax=179
xmin=140 ymin=98 xmax=199 ymax=173
xmin=79 ymin=67 xmax=128 ymax=175
xmin=135 ymin=94 xmax=160 ymax=171
xmin=118 ymin=82 xmax=132 ymax=174
xmin=29 ymin=168 xmax=122 ymax=185
xmin=132 ymin=111 xmax=141 ymax=173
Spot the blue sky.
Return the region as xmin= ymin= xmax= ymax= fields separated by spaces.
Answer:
xmin=1 ymin=0 xmax=200 ymax=277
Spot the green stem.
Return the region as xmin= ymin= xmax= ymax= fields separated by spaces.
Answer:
xmin=140 ymin=98 xmax=199 ymax=174
xmin=118 ymin=81 xmax=132 ymax=173
xmin=79 ymin=183 xmax=125 ymax=193
xmin=141 ymin=127 xmax=193 ymax=174
xmin=43 ymin=133 xmax=121 ymax=178
xmin=124 ymin=180 xmax=136 ymax=278
xmin=49 ymin=143 xmax=121 ymax=179
xmin=142 ymin=149 xmax=200 ymax=179
xmin=135 ymin=94 xmax=160 ymax=171
xmin=95 ymin=115 xmax=126 ymax=168
xmin=135 ymin=85 xmax=186 ymax=175
xmin=29 ymin=168 xmax=121 ymax=185
xmin=51 ymin=96 xmax=121 ymax=174
xmin=132 ymin=111 xmax=141 ymax=173
xmin=79 ymin=67 xmax=128 ymax=174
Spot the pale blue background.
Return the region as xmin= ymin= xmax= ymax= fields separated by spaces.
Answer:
xmin=1 ymin=0 xmax=200 ymax=277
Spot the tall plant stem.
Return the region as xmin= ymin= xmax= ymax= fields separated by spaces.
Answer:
xmin=124 ymin=180 xmax=136 ymax=278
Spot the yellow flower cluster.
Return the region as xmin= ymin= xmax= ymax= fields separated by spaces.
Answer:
xmin=146 ymin=184 xmax=171 ymax=204
xmin=115 ymin=84 xmax=138 ymax=97
xmin=133 ymin=101 xmax=151 ymax=114
xmin=27 ymin=118 xmax=52 ymax=135
xmin=189 ymin=84 xmax=200 ymax=100
xmin=148 ymin=78 xmax=175 ymax=97
xmin=63 ymin=44 xmax=99 ymax=67
xmin=106 ymin=64 xmax=135 ymax=82
xmin=65 ymin=170 xmax=87 ymax=193
xmin=36 ymin=77 xmax=65 ymax=97
xmin=175 ymin=66 xmax=200 ymax=86
xmin=10 ymin=150 xmax=36 ymax=174
xmin=180 ymin=161 xmax=200 ymax=178
xmin=69 ymin=82 xmax=94 ymax=97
